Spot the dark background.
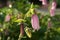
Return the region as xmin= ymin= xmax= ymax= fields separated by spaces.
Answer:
xmin=0 ymin=0 xmax=60 ymax=8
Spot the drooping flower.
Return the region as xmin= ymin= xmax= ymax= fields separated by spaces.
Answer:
xmin=18 ymin=23 xmax=24 ymax=40
xmin=50 ymin=1 xmax=57 ymax=17
xmin=31 ymin=14 xmax=40 ymax=31
xmin=50 ymin=9 xmax=55 ymax=17
xmin=39 ymin=0 xmax=47 ymax=6
xmin=5 ymin=14 xmax=11 ymax=22
xmin=51 ymin=1 xmax=57 ymax=10
xmin=20 ymin=23 xmax=24 ymax=36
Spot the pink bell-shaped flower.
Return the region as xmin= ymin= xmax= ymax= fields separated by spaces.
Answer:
xmin=50 ymin=1 xmax=57 ymax=17
xmin=51 ymin=1 xmax=57 ymax=10
xmin=5 ymin=14 xmax=11 ymax=22
xmin=31 ymin=14 xmax=40 ymax=31
xmin=50 ymin=9 xmax=55 ymax=17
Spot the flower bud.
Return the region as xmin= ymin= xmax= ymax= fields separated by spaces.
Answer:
xmin=31 ymin=14 xmax=40 ymax=31
xmin=20 ymin=23 xmax=24 ymax=36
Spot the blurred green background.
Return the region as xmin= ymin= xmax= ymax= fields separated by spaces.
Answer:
xmin=0 ymin=0 xmax=60 ymax=40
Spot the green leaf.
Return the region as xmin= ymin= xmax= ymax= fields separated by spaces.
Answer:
xmin=14 ymin=19 xmax=26 ymax=23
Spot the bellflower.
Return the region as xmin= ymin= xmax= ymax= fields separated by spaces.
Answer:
xmin=50 ymin=9 xmax=55 ymax=17
xmin=50 ymin=1 xmax=57 ymax=17
xmin=51 ymin=1 xmax=57 ymax=10
xmin=31 ymin=14 xmax=40 ymax=31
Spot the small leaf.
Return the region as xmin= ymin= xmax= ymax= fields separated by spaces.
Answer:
xmin=15 ymin=19 xmax=26 ymax=23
